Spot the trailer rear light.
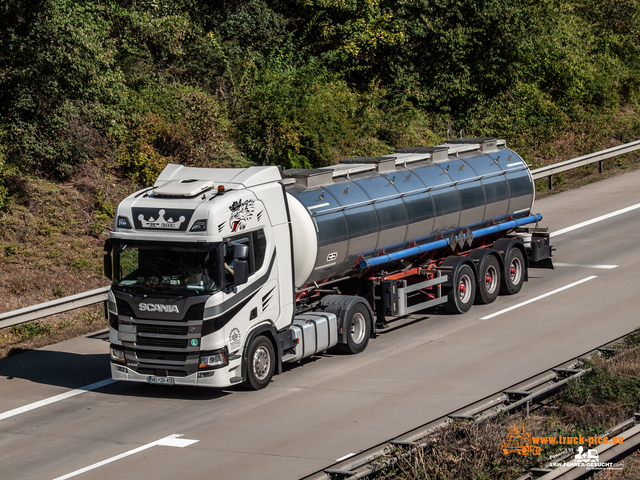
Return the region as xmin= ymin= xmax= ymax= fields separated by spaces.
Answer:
xmin=110 ymin=348 xmax=125 ymax=362
xmin=117 ymin=216 xmax=132 ymax=229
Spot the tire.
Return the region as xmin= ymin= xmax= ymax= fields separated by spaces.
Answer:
xmin=500 ymin=248 xmax=525 ymax=295
xmin=445 ymin=264 xmax=476 ymax=314
xmin=338 ymin=304 xmax=371 ymax=354
xmin=245 ymin=336 xmax=275 ymax=390
xmin=475 ymin=254 xmax=501 ymax=305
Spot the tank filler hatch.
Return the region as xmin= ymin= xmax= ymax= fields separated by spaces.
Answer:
xmin=394 ymin=146 xmax=449 ymax=162
xmin=446 ymin=137 xmax=500 ymax=154
xmin=338 ymin=156 xmax=397 ymax=173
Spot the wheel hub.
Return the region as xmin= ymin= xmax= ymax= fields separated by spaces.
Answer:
xmin=253 ymin=346 xmax=270 ymax=380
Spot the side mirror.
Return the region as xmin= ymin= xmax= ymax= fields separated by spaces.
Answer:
xmin=234 ymin=244 xmax=249 ymax=260
xmin=233 ymin=259 xmax=249 ymax=286
xmin=104 ymin=253 xmax=112 ymax=280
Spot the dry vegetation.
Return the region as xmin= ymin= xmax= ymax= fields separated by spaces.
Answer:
xmin=374 ymin=331 xmax=640 ymax=480
xmin=0 ymin=159 xmax=137 ymax=359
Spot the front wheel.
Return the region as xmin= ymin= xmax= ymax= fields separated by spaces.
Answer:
xmin=500 ymin=248 xmax=525 ymax=295
xmin=445 ymin=264 xmax=476 ymax=314
xmin=245 ymin=336 xmax=275 ymax=390
xmin=338 ymin=304 xmax=371 ymax=354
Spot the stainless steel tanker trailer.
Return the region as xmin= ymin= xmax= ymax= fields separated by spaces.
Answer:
xmin=104 ymin=137 xmax=553 ymax=389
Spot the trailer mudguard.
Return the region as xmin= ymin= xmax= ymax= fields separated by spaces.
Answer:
xmin=437 ymin=256 xmax=478 ymax=289
xmin=467 ymin=248 xmax=503 ymax=276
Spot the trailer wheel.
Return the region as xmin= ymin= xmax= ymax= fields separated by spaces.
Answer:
xmin=339 ymin=304 xmax=371 ymax=354
xmin=445 ymin=264 xmax=476 ymax=314
xmin=500 ymin=248 xmax=525 ymax=295
xmin=245 ymin=336 xmax=275 ymax=390
xmin=475 ymin=255 xmax=501 ymax=305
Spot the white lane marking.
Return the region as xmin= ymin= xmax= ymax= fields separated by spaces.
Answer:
xmin=506 ymin=162 xmax=521 ymax=167
xmin=554 ymin=263 xmax=618 ymax=269
xmin=0 ymin=378 xmax=115 ymax=422
xmin=336 ymin=452 xmax=357 ymax=462
xmin=52 ymin=434 xmax=199 ymax=480
xmin=552 ymin=202 xmax=640 ymax=237
xmin=480 ymin=276 xmax=597 ymax=321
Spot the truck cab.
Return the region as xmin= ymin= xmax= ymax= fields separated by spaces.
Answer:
xmin=105 ymin=164 xmax=296 ymax=388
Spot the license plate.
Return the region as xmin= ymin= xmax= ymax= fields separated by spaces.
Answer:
xmin=147 ymin=376 xmax=175 ymax=385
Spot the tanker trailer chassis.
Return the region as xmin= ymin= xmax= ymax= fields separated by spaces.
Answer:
xmin=367 ymin=225 xmax=552 ymax=328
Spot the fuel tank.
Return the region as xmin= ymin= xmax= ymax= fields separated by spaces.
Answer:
xmin=285 ymin=138 xmax=534 ymax=288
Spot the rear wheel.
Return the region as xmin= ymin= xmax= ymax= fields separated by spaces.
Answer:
xmin=475 ymin=255 xmax=501 ymax=304
xmin=500 ymin=248 xmax=525 ymax=295
xmin=445 ymin=264 xmax=476 ymax=314
xmin=338 ymin=304 xmax=371 ymax=354
xmin=245 ymin=336 xmax=275 ymax=390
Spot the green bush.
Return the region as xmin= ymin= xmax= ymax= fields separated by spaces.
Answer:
xmin=0 ymin=0 xmax=638 ymax=182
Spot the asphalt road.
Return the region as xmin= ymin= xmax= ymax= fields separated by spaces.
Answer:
xmin=1 ymin=170 xmax=640 ymax=480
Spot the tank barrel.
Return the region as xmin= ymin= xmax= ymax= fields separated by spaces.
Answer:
xmin=285 ymin=140 xmax=538 ymax=286
xmin=358 ymin=214 xmax=542 ymax=270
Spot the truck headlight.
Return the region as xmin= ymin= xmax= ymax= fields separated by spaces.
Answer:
xmin=117 ymin=216 xmax=132 ymax=229
xmin=199 ymin=352 xmax=226 ymax=368
xmin=111 ymin=347 xmax=125 ymax=362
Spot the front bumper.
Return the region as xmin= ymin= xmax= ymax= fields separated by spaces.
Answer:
xmin=111 ymin=359 xmax=242 ymax=388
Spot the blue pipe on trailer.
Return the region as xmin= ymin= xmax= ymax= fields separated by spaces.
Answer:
xmin=358 ymin=213 xmax=543 ymax=270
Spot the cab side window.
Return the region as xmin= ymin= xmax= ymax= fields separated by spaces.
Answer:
xmin=224 ymin=229 xmax=267 ymax=285
xmin=252 ymin=230 xmax=266 ymax=271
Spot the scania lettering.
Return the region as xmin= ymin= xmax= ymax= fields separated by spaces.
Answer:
xmin=104 ymin=138 xmax=553 ymax=389
xmin=138 ymin=304 xmax=180 ymax=313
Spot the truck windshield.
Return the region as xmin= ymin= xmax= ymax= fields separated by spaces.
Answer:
xmin=113 ymin=243 xmax=220 ymax=293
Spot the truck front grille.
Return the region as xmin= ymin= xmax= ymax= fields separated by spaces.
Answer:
xmin=136 ymin=351 xmax=188 ymax=362
xmin=136 ymin=337 xmax=188 ymax=349
xmin=137 ymin=325 xmax=188 ymax=336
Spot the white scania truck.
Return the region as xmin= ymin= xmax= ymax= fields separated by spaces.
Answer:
xmin=104 ymin=138 xmax=552 ymax=389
